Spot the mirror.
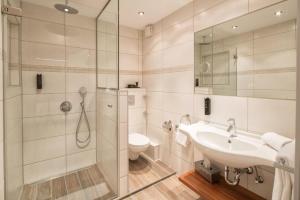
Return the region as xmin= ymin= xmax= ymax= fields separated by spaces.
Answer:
xmin=194 ymin=1 xmax=297 ymax=100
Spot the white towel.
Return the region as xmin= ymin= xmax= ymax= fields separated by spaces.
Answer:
xmin=276 ymin=141 xmax=295 ymax=168
xmin=261 ymin=132 xmax=292 ymax=151
xmin=176 ymin=130 xmax=188 ymax=147
xmin=272 ymin=170 xmax=293 ymax=200
xmin=272 ymin=141 xmax=295 ymax=200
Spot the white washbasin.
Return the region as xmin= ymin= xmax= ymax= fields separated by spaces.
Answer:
xmin=180 ymin=122 xmax=277 ymax=168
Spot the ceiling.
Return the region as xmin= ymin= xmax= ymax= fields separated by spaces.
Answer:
xmin=196 ymin=0 xmax=297 ymax=42
xmin=120 ymin=0 xmax=192 ymax=29
xmin=21 ymin=0 xmax=192 ymax=30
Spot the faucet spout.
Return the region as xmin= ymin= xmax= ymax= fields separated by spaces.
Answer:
xmin=227 ymin=118 xmax=237 ymax=139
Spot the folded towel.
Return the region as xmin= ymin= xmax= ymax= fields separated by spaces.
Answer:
xmin=272 ymin=141 xmax=295 ymax=200
xmin=272 ymin=169 xmax=293 ymax=200
xmin=261 ymin=132 xmax=292 ymax=151
xmin=276 ymin=141 xmax=295 ymax=168
xmin=176 ymin=130 xmax=188 ymax=147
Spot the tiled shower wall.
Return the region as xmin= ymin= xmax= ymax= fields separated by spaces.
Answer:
xmin=21 ymin=2 xmax=97 ymax=184
xmin=142 ymin=0 xmax=296 ymax=199
xmin=119 ymin=26 xmax=143 ymax=88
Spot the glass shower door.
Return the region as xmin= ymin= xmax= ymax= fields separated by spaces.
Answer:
xmin=96 ymin=0 xmax=119 ymax=197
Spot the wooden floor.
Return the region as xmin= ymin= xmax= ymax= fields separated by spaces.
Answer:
xmin=179 ymin=170 xmax=266 ymax=200
xmin=128 ymin=156 xmax=176 ymax=193
xmin=20 ymin=164 xmax=116 ymax=200
xmin=125 ymin=175 xmax=201 ymax=200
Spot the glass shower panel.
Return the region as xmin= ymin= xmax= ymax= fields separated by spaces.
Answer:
xmin=2 ymin=0 xmax=23 ymax=199
xmin=96 ymin=0 xmax=119 ymax=197
xmin=97 ymin=0 xmax=119 ymax=89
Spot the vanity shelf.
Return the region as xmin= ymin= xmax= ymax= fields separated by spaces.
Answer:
xmin=179 ymin=170 xmax=266 ymax=200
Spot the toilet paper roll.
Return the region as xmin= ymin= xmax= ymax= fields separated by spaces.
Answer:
xmin=176 ymin=130 xmax=188 ymax=147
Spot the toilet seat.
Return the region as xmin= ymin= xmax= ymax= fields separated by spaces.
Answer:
xmin=128 ymin=133 xmax=150 ymax=160
xmin=129 ymin=133 xmax=150 ymax=147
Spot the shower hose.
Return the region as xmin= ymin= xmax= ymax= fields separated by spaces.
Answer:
xmin=76 ymin=99 xmax=91 ymax=148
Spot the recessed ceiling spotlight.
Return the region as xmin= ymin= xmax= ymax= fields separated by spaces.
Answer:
xmin=274 ymin=10 xmax=283 ymax=16
xmin=138 ymin=11 xmax=144 ymax=16
xmin=64 ymin=8 xmax=69 ymax=12
xmin=232 ymin=25 xmax=238 ymax=30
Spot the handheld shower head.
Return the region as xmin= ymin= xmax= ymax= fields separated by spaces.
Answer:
xmin=79 ymin=87 xmax=87 ymax=98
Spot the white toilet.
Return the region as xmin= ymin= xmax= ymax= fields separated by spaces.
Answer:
xmin=128 ymin=133 xmax=150 ymax=160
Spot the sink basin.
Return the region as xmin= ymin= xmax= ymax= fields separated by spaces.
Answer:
xmin=180 ymin=122 xmax=277 ymax=168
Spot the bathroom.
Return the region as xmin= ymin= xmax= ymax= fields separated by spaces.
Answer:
xmin=0 ymin=0 xmax=299 ymax=199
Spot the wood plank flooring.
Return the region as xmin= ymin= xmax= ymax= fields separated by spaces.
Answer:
xmin=128 ymin=156 xmax=176 ymax=193
xmin=20 ymin=164 xmax=116 ymax=200
xmin=179 ymin=170 xmax=266 ymax=200
xmin=125 ymin=175 xmax=201 ymax=200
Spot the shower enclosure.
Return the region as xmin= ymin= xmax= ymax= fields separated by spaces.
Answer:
xmin=2 ymin=0 xmax=119 ymax=199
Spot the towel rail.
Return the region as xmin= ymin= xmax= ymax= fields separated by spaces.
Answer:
xmin=273 ymin=161 xmax=294 ymax=173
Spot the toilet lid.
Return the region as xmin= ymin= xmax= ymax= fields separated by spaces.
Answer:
xmin=129 ymin=133 xmax=150 ymax=146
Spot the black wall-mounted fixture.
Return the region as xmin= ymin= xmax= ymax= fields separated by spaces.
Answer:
xmin=205 ymin=97 xmax=211 ymax=115
xmin=37 ymin=74 xmax=43 ymax=89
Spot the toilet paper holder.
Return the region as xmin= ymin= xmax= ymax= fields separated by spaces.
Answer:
xmin=162 ymin=120 xmax=174 ymax=134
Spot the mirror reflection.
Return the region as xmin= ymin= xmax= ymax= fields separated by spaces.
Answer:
xmin=194 ymin=1 xmax=297 ymax=100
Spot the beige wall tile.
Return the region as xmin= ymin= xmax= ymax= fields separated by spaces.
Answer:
xmin=23 ymin=115 xmax=65 ymax=141
xmin=163 ymin=42 xmax=194 ymax=68
xmin=66 ymin=14 xmax=96 ymax=30
xmin=119 ymin=123 xmax=128 ymax=150
xmin=161 ymin=70 xmax=194 ymax=93
xmin=247 ymin=98 xmax=296 ymax=138
xmin=119 ymin=37 xmax=139 ymax=55
xmin=66 ymin=26 xmax=96 ymax=49
xmin=22 ymin=2 xmax=64 ymax=24
xmin=142 ymin=51 xmax=163 ymax=71
xmin=22 ymin=71 xmax=66 ymax=95
xmin=119 ymin=150 xmax=128 ymax=177
xmin=22 ymin=18 xmax=65 ymax=45
xmin=24 ymin=136 xmax=65 ymax=164
xmin=22 ymin=41 xmax=65 ymax=67
xmin=162 ymin=18 xmax=194 ymax=49
xmin=24 ymin=157 xmax=66 ymax=184
xmin=210 ymin=96 xmax=248 ymax=129
xmin=254 ymin=31 xmax=296 ymax=54
xmin=162 ymin=2 xmax=194 ymax=29
xmin=119 ymin=53 xmax=139 ymax=71
xmin=67 ymin=47 xmax=96 ymax=68
xmin=143 ymin=33 xmax=162 ymax=54
xmin=253 ymin=72 xmax=296 ymax=91
xmin=67 ymin=150 xmax=96 ymax=172
xmin=23 ymin=94 xmax=65 ymax=117
xmin=120 ymin=26 xmax=139 ymax=39
xmin=254 ymin=49 xmax=296 ymax=70
xmin=254 ymin=20 xmax=296 ymax=39
xmin=66 ymin=132 xmax=96 ymax=155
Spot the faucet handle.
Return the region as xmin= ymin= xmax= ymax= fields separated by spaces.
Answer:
xmin=227 ymin=118 xmax=235 ymax=125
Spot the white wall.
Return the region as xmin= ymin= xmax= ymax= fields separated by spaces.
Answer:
xmin=294 ymin=0 xmax=300 ymax=199
xmin=142 ymin=0 xmax=295 ymax=199
xmin=0 ymin=6 xmax=4 ymax=200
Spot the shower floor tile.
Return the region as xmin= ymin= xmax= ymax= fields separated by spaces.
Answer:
xmin=20 ymin=164 xmax=116 ymax=200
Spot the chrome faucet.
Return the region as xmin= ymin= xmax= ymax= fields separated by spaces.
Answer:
xmin=227 ymin=118 xmax=237 ymax=141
